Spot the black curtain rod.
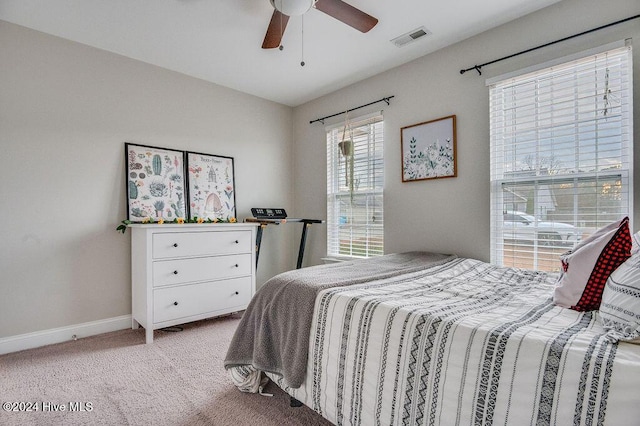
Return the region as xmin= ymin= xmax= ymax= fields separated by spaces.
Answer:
xmin=460 ymin=14 xmax=640 ymax=76
xmin=310 ymin=96 xmax=394 ymax=125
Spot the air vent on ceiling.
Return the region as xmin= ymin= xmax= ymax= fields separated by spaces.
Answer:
xmin=391 ymin=26 xmax=432 ymax=48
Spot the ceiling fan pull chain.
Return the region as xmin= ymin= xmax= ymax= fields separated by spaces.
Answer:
xmin=279 ymin=0 xmax=284 ymax=50
xmin=300 ymin=14 xmax=305 ymax=66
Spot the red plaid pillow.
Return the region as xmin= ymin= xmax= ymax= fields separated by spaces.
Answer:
xmin=554 ymin=217 xmax=632 ymax=311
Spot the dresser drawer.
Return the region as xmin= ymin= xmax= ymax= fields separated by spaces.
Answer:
xmin=152 ymin=254 xmax=251 ymax=287
xmin=153 ymin=277 xmax=252 ymax=324
xmin=153 ymin=230 xmax=252 ymax=259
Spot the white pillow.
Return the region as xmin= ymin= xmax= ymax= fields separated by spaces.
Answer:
xmin=632 ymin=230 xmax=640 ymax=254
xmin=553 ymin=217 xmax=632 ymax=311
xmin=599 ymin=253 xmax=640 ymax=343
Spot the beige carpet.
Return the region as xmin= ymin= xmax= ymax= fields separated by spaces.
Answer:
xmin=0 ymin=314 xmax=332 ymax=426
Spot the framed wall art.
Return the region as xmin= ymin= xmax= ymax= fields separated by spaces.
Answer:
xmin=401 ymin=115 xmax=457 ymax=182
xmin=186 ymin=151 xmax=236 ymax=221
xmin=124 ymin=143 xmax=187 ymax=222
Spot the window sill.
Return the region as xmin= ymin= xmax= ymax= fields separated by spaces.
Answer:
xmin=321 ymin=257 xmax=351 ymax=264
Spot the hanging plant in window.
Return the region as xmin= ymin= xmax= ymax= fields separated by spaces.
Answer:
xmin=338 ymin=111 xmax=355 ymax=202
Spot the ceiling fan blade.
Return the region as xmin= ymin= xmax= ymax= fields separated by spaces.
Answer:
xmin=262 ymin=10 xmax=290 ymax=49
xmin=314 ymin=0 xmax=378 ymax=33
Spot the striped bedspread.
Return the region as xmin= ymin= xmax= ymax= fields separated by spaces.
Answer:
xmin=267 ymin=257 xmax=640 ymax=425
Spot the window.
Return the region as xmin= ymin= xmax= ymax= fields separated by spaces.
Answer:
xmin=489 ymin=41 xmax=633 ymax=271
xmin=326 ymin=113 xmax=384 ymax=258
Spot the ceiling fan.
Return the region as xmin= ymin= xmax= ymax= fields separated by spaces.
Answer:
xmin=262 ymin=0 xmax=378 ymax=49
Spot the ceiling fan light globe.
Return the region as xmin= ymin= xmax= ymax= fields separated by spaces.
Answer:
xmin=269 ymin=0 xmax=314 ymax=16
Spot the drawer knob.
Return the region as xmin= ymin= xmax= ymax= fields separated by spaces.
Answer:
xmin=235 ymin=291 xmax=239 ymax=295
xmin=235 ymin=264 xmax=239 ymax=268
xmin=173 ymin=270 xmax=178 ymax=275
xmin=173 ymin=301 xmax=178 ymax=306
xmin=234 ymin=240 xmax=239 ymax=244
xmin=173 ymin=243 xmax=178 ymax=248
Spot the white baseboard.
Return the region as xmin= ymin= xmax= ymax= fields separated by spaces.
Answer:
xmin=0 ymin=315 xmax=132 ymax=355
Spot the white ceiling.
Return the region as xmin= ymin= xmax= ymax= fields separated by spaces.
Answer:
xmin=0 ymin=0 xmax=563 ymax=106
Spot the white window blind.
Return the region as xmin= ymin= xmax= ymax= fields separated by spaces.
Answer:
xmin=489 ymin=42 xmax=633 ymax=272
xmin=326 ymin=113 xmax=384 ymax=258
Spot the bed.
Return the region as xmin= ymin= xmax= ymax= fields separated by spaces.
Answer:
xmin=224 ymin=251 xmax=640 ymax=425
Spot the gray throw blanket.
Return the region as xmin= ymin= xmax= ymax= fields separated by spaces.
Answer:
xmin=224 ymin=251 xmax=456 ymax=388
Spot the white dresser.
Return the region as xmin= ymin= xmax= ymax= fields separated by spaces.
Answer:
xmin=130 ymin=223 xmax=257 ymax=343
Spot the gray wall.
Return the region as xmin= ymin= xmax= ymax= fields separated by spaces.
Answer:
xmin=0 ymin=21 xmax=295 ymax=338
xmin=292 ymin=0 xmax=640 ymax=266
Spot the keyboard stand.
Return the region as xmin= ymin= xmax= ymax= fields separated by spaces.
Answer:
xmin=244 ymin=218 xmax=323 ymax=269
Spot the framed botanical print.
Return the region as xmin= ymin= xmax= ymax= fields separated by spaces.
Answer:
xmin=186 ymin=151 xmax=236 ymax=221
xmin=401 ymin=115 xmax=457 ymax=182
xmin=124 ymin=143 xmax=186 ymax=222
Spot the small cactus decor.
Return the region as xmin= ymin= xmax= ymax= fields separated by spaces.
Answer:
xmin=128 ymin=180 xmax=138 ymax=199
xmin=153 ymin=200 xmax=165 ymax=217
xmin=149 ymin=180 xmax=167 ymax=197
xmin=152 ymin=154 xmax=162 ymax=175
xmin=171 ymin=193 xmax=185 ymax=218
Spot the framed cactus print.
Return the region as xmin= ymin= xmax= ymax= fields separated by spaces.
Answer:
xmin=401 ymin=115 xmax=457 ymax=182
xmin=124 ymin=143 xmax=187 ymax=222
xmin=186 ymin=152 xmax=236 ymax=221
